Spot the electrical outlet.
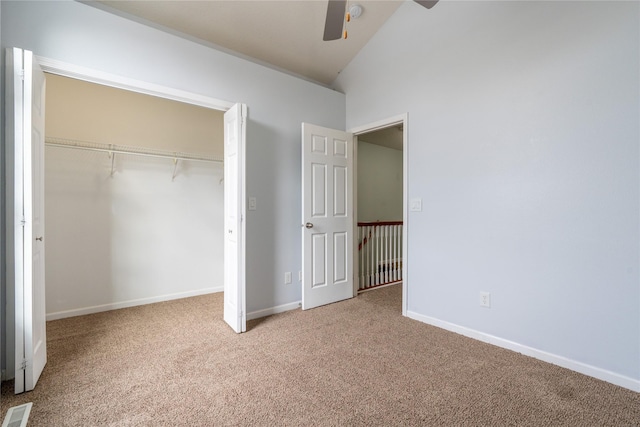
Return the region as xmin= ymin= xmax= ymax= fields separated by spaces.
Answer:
xmin=480 ymin=292 xmax=491 ymax=308
xmin=284 ymin=272 xmax=292 ymax=284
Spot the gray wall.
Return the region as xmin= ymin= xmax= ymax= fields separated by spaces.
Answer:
xmin=3 ymin=0 xmax=638 ymax=391
xmin=336 ymin=1 xmax=639 ymax=387
xmin=357 ymin=141 xmax=403 ymax=222
xmin=1 ymin=0 xmax=345 ymax=374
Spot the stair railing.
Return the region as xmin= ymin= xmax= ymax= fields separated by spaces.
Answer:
xmin=357 ymin=221 xmax=403 ymax=291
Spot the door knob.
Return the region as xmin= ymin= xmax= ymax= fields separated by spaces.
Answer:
xmin=305 ymin=222 xmax=314 ymax=229
xmin=35 ymin=236 xmax=43 ymax=241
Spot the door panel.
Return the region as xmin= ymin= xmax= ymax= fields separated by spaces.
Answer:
xmin=312 ymin=164 xmax=326 ymax=216
xmin=334 ymin=232 xmax=347 ymax=282
xmin=223 ymin=104 xmax=246 ymax=333
xmin=7 ymin=47 xmax=47 ymax=393
xmin=311 ymin=234 xmax=327 ymax=288
xmin=334 ymin=166 xmax=347 ymax=216
xmin=27 ymin=49 xmax=47 ymax=392
xmin=302 ymin=123 xmax=353 ymax=310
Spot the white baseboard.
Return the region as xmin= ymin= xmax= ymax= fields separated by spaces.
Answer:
xmin=406 ymin=311 xmax=640 ymax=393
xmin=46 ymin=287 xmax=223 ymax=321
xmin=247 ymin=300 xmax=301 ymax=321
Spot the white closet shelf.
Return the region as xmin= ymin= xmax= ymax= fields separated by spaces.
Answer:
xmin=45 ymin=137 xmax=223 ymax=163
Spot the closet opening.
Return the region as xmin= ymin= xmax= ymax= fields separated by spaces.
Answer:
xmin=44 ymin=74 xmax=226 ymax=321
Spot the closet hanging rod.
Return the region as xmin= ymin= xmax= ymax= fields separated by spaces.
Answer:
xmin=44 ymin=137 xmax=223 ymax=163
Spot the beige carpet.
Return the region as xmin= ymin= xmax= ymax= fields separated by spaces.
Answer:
xmin=2 ymin=284 xmax=638 ymax=426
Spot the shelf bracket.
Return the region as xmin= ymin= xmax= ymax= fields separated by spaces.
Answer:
xmin=172 ymin=157 xmax=179 ymax=181
xmin=109 ymin=148 xmax=116 ymax=177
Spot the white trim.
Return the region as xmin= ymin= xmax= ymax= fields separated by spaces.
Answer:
xmin=407 ymin=310 xmax=640 ymax=393
xmin=352 ymin=134 xmax=359 ymax=297
xmin=348 ymin=113 xmax=409 ymax=316
xmin=35 ymin=56 xmax=234 ymax=111
xmin=46 ymin=287 xmax=222 ymax=321
xmin=240 ymin=104 xmax=248 ymax=331
xmin=349 ymin=114 xmax=406 ymax=136
xmin=247 ymin=301 xmax=301 ymax=321
xmin=401 ymin=115 xmax=408 ymax=317
xmin=358 ymin=281 xmax=402 ymax=294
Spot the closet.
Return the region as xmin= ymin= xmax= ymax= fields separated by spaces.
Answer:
xmin=44 ymin=74 xmax=225 ymax=319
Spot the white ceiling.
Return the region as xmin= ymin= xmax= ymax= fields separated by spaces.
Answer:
xmin=93 ymin=0 xmax=405 ymax=87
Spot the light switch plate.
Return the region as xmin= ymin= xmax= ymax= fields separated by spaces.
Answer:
xmin=248 ymin=197 xmax=257 ymax=211
xmin=410 ymin=198 xmax=422 ymax=212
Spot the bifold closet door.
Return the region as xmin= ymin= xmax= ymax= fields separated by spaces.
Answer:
xmin=223 ymin=103 xmax=247 ymax=333
xmin=6 ymin=47 xmax=48 ymax=394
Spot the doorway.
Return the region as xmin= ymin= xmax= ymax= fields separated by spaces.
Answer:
xmin=351 ymin=115 xmax=408 ymax=315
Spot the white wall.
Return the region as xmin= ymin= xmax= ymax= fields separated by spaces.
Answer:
xmin=45 ymin=75 xmax=224 ymax=318
xmin=45 ymin=148 xmax=223 ymax=318
xmin=336 ymin=1 xmax=639 ymax=390
xmin=1 ymin=0 xmax=345 ymax=372
xmin=357 ymin=141 xmax=402 ymax=222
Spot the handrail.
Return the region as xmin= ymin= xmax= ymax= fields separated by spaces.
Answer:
xmin=357 ymin=221 xmax=403 ymax=251
xmin=357 ymin=221 xmax=403 ymax=227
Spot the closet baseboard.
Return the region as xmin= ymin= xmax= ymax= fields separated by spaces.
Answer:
xmin=46 ymin=287 xmax=223 ymax=321
xmin=247 ymin=300 xmax=301 ymax=321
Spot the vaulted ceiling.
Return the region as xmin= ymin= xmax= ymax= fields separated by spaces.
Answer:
xmin=93 ymin=1 xmax=405 ymax=86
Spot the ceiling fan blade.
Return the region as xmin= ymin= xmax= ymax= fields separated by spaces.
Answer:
xmin=414 ymin=0 xmax=439 ymax=9
xmin=323 ymin=0 xmax=347 ymax=41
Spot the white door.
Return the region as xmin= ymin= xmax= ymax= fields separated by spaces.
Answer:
xmin=302 ymin=123 xmax=354 ymax=310
xmin=6 ymin=48 xmax=47 ymax=393
xmin=223 ymin=104 xmax=247 ymax=333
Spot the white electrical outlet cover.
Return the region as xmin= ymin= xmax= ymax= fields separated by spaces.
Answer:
xmin=480 ymin=292 xmax=491 ymax=308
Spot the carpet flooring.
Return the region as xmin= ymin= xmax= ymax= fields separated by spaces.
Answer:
xmin=1 ymin=284 xmax=639 ymax=426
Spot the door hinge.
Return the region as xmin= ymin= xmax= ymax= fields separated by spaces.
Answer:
xmin=19 ymin=69 xmax=25 ymax=81
xmin=20 ymin=216 xmax=26 ymax=227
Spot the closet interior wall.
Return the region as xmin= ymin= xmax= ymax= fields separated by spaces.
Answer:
xmin=44 ymin=74 xmax=225 ymax=319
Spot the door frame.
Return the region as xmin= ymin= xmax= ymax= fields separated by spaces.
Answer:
xmin=3 ymin=56 xmax=247 ymax=379
xmin=348 ymin=113 xmax=408 ymax=316
xmin=36 ymin=57 xmax=233 ymax=111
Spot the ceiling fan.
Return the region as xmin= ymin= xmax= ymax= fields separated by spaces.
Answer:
xmin=323 ymin=0 xmax=439 ymax=41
